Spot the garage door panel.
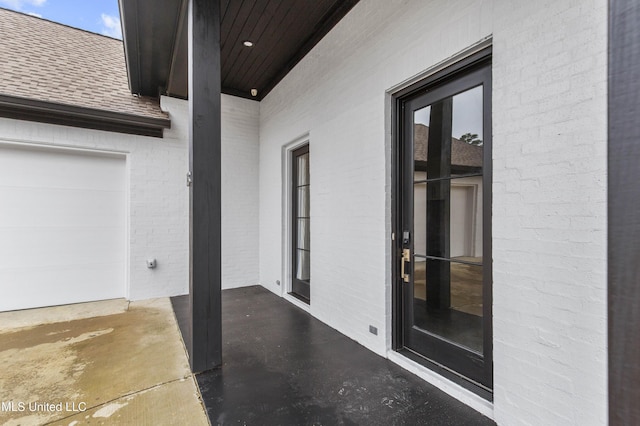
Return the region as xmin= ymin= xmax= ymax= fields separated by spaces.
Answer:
xmin=0 ymin=227 xmax=124 ymax=268
xmin=0 ymin=263 xmax=124 ymax=312
xmin=0 ymin=187 xmax=125 ymax=228
xmin=0 ymin=145 xmax=126 ymax=311
xmin=0 ymin=146 xmax=125 ymax=191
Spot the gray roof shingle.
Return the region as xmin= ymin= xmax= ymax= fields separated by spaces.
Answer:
xmin=0 ymin=8 xmax=167 ymax=121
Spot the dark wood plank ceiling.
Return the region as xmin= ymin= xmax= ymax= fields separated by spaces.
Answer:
xmin=121 ymin=0 xmax=359 ymax=101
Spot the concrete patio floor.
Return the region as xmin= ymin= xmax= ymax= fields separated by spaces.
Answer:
xmin=0 ymin=298 xmax=209 ymax=426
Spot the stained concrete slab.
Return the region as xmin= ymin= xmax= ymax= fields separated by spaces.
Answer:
xmin=191 ymin=287 xmax=495 ymax=426
xmin=0 ymin=298 xmax=209 ymax=426
xmin=49 ymin=377 xmax=204 ymax=426
xmin=0 ymin=299 xmax=129 ymax=333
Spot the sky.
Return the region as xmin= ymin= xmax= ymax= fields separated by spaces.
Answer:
xmin=0 ymin=0 xmax=122 ymax=39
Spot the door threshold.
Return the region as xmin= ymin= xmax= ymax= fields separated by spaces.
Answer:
xmin=283 ymin=293 xmax=311 ymax=313
xmin=288 ymin=292 xmax=310 ymax=305
xmin=397 ymin=348 xmax=493 ymax=400
xmin=387 ymin=350 xmax=494 ymax=419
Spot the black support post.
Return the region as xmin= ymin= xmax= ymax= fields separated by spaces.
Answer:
xmin=609 ymin=0 xmax=640 ymax=424
xmin=188 ymin=0 xmax=222 ymax=373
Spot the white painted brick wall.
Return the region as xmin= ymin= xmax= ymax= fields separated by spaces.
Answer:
xmin=258 ymin=0 xmax=607 ymax=424
xmin=221 ymin=94 xmax=260 ymax=289
xmin=491 ymin=1 xmax=607 ymax=425
xmin=163 ymin=94 xmax=260 ymax=291
xmin=0 ymin=95 xmax=190 ymax=301
xmin=0 ymin=93 xmax=260 ymax=301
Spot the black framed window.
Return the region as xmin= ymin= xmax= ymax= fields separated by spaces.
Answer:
xmin=291 ymin=144 xmax=310 ymax=302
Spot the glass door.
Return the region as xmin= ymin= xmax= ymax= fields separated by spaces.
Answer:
xmin=291 ymin=145 xmax=310 ymax=302
xmin=397 ymin=60 xmax=492 ymax=391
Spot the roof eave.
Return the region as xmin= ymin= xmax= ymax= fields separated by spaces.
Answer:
xmin=119 ymin=0 xmax=142 ymax=95
xmin=119 ymin=0 xmax=184 ymax=98
xmin=0 ymin=94 xmax=171 ymax=138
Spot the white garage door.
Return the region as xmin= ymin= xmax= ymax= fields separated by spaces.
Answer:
xmin=0 ymin=144 xmax=126 ymax=311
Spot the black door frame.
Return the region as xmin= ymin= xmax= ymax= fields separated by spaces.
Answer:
xmin=392 ymin=46 xmax=492 ymax=399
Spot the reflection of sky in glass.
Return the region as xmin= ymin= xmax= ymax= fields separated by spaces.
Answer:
xmin=414 ymin=85 xmax=483 ymax=141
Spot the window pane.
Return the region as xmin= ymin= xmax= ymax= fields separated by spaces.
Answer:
xmin=292 ymin=146 xmax=310 ymax=299
xmin=425 ymin=180 xmax=450 ymax=259
xmin=297 ymin=218 xmax=310 ymax=250
xmin=297 ymin=186 xmax=310 ymax=218
xmin=450 ymin=178 xmax=483 ymax=263
xmin=413 ymin=174 xmax=427 ymax=256
xmin=425 ymin=178 xmax=483 ymax=263
xmin=414 ymin=105 xmax=431 ymax=174
xmin=413 ymin=258 xmax=483 ymax=354
xmin=414 ymin=85 xmax=483 ymax=179
xmin=296 ymin=249 xmax=310 ymax=281
xmin=452 ymin=85 xmax=484 ymax=143
xmin=297 ymin=153 xmax=309 ymax=186
xmin=413 ymin=258 xmax=427 ymax=302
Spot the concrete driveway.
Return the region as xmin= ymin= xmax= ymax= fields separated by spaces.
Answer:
xmin=0 ymin=298 xmax=209 ymax=425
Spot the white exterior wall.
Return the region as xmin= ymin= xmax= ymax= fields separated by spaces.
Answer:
xmin=0 ymin=93 xmax=260 ymax=302
xmin=258 ymin=0 xmax=607 ymax=424
xmin=491 ymin=2 xmax=607 ymax=425
xmin=0 ymin=96 xmax=189 ymax=301
xmin=221 ymin=94 xmax=260 ymax=289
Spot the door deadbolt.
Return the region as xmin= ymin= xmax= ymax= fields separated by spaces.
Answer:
xmin=402 ymin=231 xmax=410 ymax=245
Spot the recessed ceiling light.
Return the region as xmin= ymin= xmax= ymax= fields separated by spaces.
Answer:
xmin=251 ymin=89 xmax=258 ymax=97
xmin=243 ymin=40 xmax=254 ymax=47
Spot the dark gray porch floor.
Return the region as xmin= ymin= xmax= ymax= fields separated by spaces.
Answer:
xmin=171 ymin=286 xmax=494 ymax=426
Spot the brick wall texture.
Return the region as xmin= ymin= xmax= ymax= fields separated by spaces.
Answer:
xmin=0 ymin=93 xmax=260 ymax=299
xmin=258 ymin=0 xmax=607 ymax=424
xmin=0 ymin=97 xmax=188 ymax=300
xmin=0 ymin=0 xmax=608 ymax=423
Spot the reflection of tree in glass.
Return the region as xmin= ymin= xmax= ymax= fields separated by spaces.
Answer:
xmin=459 ymin=133 xmax=483 ymax=146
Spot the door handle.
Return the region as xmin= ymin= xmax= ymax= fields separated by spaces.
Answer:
xmin=401 ymin=248 xmax=411 ymax=283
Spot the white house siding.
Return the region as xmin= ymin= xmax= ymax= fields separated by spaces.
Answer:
xmin=220 ymin=94 xmax=260 ymax=289
xmin=258 ymin=0 xmax=607 ymax=425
